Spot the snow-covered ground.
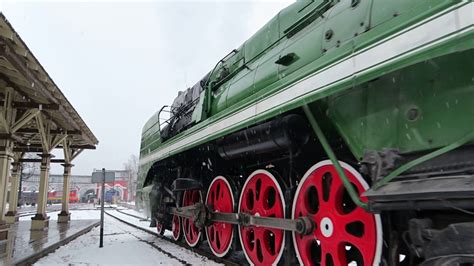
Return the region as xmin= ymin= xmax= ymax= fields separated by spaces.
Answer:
xmin=32 ymin=208 xmax=222 ymax=265
xmin=108 ymin=208 xmax=173 ymax=238
xmin=17 ymin=203 xmax=101 ymax=217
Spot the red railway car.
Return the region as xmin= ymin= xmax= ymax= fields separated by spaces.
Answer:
xmin=47 ymin=190 xmax=79 ymax=204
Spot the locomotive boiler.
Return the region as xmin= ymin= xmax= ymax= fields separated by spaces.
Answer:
xmin=137 ymin=0 xmax=474 ymax=265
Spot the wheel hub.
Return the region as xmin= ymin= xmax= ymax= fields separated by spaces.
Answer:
xmin=320 ymin=217 xmax=334 ymax=238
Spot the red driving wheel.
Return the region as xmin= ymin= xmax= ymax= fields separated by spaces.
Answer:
xmin=205 ymin=176 xmax=235 ymax=257
xmin=292 ymin=160 xmax=382 ymax=265
xmin=182 ymin=190 xmax=202 ymax=247
xmin=156 ymin=219 xmax=165 ymax=235
xmin=171 ymin=214 xmax=181 ymax=241
xmin=238 ymin=170 xmax=285 ymax=265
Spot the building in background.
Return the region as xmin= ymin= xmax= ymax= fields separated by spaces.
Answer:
xmin=92 ymin=169 xmax=135 ymax=203
xmin=21 ymin=174 xmax=96 ymax=203
xmin=20 ymin=169 xmax=136 ymax=204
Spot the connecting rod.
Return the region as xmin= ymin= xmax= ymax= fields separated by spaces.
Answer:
xmin=168 ymin=204 xmax=314 ymax=235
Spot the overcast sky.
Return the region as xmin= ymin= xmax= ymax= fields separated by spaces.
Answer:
xmin=0 ymin=0 xmax=293 ymax=175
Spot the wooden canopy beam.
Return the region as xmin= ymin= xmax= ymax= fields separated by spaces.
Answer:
xmin=15 ymin=128 xmax=81 ymax=135
xmin=0 ymin=101 xmax=59 ymax=110
xmin=11 ymin=108 xmax=40 ymax=133
xmin=18 ymin=158 xmax=65 ymax=163
xmin=12 ymin=144 xmax=96 ymax=151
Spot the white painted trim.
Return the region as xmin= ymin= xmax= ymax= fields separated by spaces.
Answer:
xmin=140 ymin=3 xmax=473 ymax=167
xmin=291 ymin=160 xmax=383 ymax=266
xmin=238 ymin=170 xmax=286 ymax=266
xmin=205 ymin=176 xmax=235 ymax=258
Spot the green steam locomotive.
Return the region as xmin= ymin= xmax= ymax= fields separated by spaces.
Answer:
xmin=137 ymin=0 xmax=474 ymax=265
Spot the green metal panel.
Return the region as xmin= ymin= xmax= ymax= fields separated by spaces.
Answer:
xmin=371 ymin=0 xmax=425 ymax=28
xmin=140 ymin=111 xmax=161 ymax=157
xmin=321 ymin=0 xmax=371 ymax=52
xmin=278 ymin=16 xmax=324 ymax=78
xmin=227 ymin=45 xmax=245 ymax=74
xmin=249 ymin=41 xmax=286 ymax=98
xmin=137 ymin=0 xmax=471 ymax=188
xmin=279 ymin=0 xmax=328 ymax=37
xmin=223 ymin=66 xmax=256 ymax=111
xmin=327 ymin=49 xmax=474 ymax=159
xmin=136 ymin=160 xmax=153 ymax=209
xmin=212 ymin=82 xmax=229 ymax=114
xmin=244 ymin=16 xmax=280 ymax=61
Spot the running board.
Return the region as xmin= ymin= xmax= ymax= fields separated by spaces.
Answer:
xmin=364 ymin=175 xmax=474 ymax=212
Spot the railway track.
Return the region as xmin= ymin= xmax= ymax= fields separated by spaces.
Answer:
xmin=114 ymin=208 xmax=149 ymax=221
xmin=105 ymin=208 xmax=242 ymax=266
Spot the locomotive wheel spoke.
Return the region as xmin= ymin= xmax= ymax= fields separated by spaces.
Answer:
xmin=292 ymin=160 xmax=383 ymax=266
xmin=321 ymin=241 xmax=347 ymax=266
xmin=238 ymin=170 xmax=285 ymax=265
xmin=182 ymin=190 xmax=202 ymax=247
xmin=205 ymin=176 xmax=235 ymax=257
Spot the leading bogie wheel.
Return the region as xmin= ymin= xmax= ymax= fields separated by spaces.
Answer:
xmin=182 ymin=189 xmax=202 ymax=247
xmin=172 ymin=192 xmax=182 ymax=241
xmin=238 ymin=170 xmax=286 ymax=265
xmin=205 ymin=176 xmax=235 ymax=258
xmin=156 ymin=219 xmax=165 ymax=235
xmin=171 ymin=214 xmax=181 ymax=241
xmin=292 ymin=160 xmax=383 ymax=265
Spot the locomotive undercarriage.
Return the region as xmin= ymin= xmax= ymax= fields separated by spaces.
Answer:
xmin=145 ymin=109 xmax=474 ymax=265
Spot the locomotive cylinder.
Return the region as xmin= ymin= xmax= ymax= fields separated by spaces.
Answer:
xmin=216 ymin=114 xmax=310 ymax=160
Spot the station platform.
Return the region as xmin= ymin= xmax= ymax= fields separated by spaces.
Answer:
xmin=0 ymin=219 xmax=99 ymax=265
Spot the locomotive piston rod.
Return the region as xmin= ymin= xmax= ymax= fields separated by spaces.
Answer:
xmin=169 ymin=204 xmax=314 ymax=235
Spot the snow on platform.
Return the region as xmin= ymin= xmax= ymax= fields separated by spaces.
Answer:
xmin=34 ymin=209 xmax=222 ymax=265
xmin=0 ymin=218 xmax=99 ymax=265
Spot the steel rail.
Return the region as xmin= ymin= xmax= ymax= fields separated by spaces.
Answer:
xmin=105 ymin=209 xmax=241 ymax=266
xmin=115 ymin=208 xmax=149 ymax=220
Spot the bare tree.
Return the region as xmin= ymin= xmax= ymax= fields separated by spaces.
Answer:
xmin=123 ymin=154 xmax=138 ymax=202
xmin=21 ymin=153 xmax=40 ymax=182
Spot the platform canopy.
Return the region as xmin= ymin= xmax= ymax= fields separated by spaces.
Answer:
xmin=0 ymin=13 xmax=98 ymax=155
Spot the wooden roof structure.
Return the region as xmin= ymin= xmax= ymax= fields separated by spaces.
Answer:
xmin=0 ymin=13 xmax=98 ymax=155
